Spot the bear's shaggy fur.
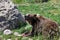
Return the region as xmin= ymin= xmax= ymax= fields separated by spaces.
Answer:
xmin=23 ymin=14 xmax=59 ymax=39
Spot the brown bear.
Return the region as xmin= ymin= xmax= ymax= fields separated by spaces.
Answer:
xmin=22 ymin=14 xmax=59 ymax=39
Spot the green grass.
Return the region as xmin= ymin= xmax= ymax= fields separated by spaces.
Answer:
xmin=18 ymin=2 xmax=60 ymax=24
xmin=0 ymin=0 xmax=60 ymax=40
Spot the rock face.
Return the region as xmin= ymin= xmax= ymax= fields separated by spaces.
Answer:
xmin=0 ymin=0 xmax=26 ymax=31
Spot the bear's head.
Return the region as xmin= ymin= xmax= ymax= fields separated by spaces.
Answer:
xmin=24 ymin=14 xmax=40 ymax=25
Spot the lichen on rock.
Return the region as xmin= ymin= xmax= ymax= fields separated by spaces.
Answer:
xmin=0 ymin=0 xmax=26 ymax=31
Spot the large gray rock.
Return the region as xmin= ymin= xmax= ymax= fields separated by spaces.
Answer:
xmin=0 ymin=0 xmax=26 ymax=31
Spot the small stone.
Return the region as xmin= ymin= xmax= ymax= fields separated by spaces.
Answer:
xmin=3 ymin=29 xmax=12 ymax=35
xmin=59 ymin=26 xmax=60 ymax=28
xmin=13 ymin=32 xmax=22 ymax=36
xmin=7 ymin=39 xmax=11 ymax=40
xmin=28 ymin=38 xmax=33 ymax=40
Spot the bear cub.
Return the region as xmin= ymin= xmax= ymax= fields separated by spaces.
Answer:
xmin=22 ymin=14 xmax=59 ymax=39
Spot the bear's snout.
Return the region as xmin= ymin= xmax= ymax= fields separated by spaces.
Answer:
xmin=24 ymin=15 xmax=29 ymax=20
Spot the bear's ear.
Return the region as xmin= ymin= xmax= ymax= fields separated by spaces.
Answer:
xmin=34 ymin=14 xmax=40 ymax=17
xmin=34 ymin=14 xmax=37 ymax=17
xmin=26 ymin=14 xmax=30 ymax=16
